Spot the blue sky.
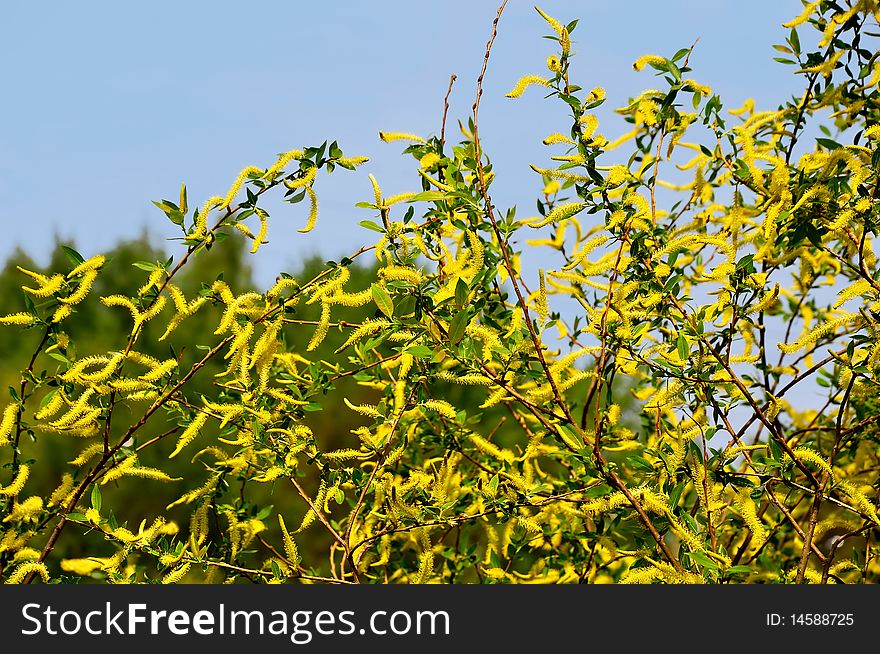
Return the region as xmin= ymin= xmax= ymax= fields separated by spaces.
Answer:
xmin=1 ymin=1 xmax=807 ymax=287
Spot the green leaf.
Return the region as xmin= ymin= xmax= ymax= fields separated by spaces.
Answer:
xmin=371 ymin=284 xmax=394 ymax=318
xmin=47 ymin=352 xmax=70 ymax=364
xmin=358 ymin=220 xmax=384 ymax=233
xmin=405 ymin=345 xmax=434 ymax=359
xmin=789 ymin=27 xmax=801 ymax=54
xmin=91 ymin=484 xmax=102 ymax=512
xmin=626 ymin=456 xmax=655 ymax=473
xmin=132 ymin=261 xmax=158 ymax=272
xmin=255 ymin=504 xmax=274 ymax=520
xmin=448 ymin=309 xmax=469 ymax=345
xmin=689 ymin=550 xmax=718 ymax=571
xmin=407 ymin=191 xmax=448 ymax=203
xmin=816 ymin=137 xmax=842 ymax=150
xmin=676 ymin=333 xmax=689 ymax=361
xmin=60 ymin=245 xmax=85 ymax=266
xmin=455 ymin=278 xmax=469 ymax=307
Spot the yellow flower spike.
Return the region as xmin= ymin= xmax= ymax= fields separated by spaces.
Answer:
xmin=0 ymin=464 xmax=28 ymax=496
xmin=0 ymin=313 xmax=38 ymax=326
xmin=543 ymin=179 xmax=561 ymax=195
xmin=534 ymin=6 xmax=564 ymax=37
xmin=729 ymin=98 xmax=755 ymax=117
xmin=22 ymin=273 xmax=64 ymax=298
xmin=527 ymin=202 xmax=586 ymax=229
xmin=418 ymin=169 xmax=453 ymax=192
xmin=422 ymin=399 xmax=457 ymax=419
xmin=58 ymin=270 xmax=98 ymax=305
xmin=5 ymin=562 xmax=49 ymax=584
xmin=546 ymin=55 xmax=562 ymax=73
xmin=537 ymin=269 xmax=548 ymax=323
xmin=141 ymin=299 xmax=170 ymax=336
xmin=587 ymin=86 xmax=606 ymax=102
xmin=69 ymin=443 xmax=104 ymax=467
xmin=0 ymin=404 xmax=17 ymax=446
xmin=797 ymin=49 xmax=845 ymax=78
xmin=682 ymin=79 xmax=712 ymax=96
xmin=336 ymin=155 xmax=369 ymax=168
xmin=68 ymin=254 xmax=106 ymax=278
xmin=278 ymin=514 xmax=302 ymax=567
xmin=12 ymin=548 xmax=41 ymax=562
xmin=220 ymin=165 xmax=262 ymax=210
xmin=746 ymin=284 xmax=780 ymax=315
xmin=263 ymin=149 xmax=304 ymax=180
xmin=283 ymin=165 xmax=318 ymax=191
xmin=506 ymin=75 xmax=551 ymax=99
xmin=783 ymin=0 xmax=820 ymax=27
xmin=162 ymin=562 xmax=191 ymax=584
xmin=136 ymin=268 xmax=163 ymax=297
xmin=382 ymin=192 xmax=417 ymax=208
xmin=343 ymin=398 xmax=383 ymax=419
xmin=196 ymin=196 xmax=223 ymax=237
xmin=60 ymin=558 xmax=106 ymax=576
xmin=530 ymin=164 xmax=591 ymax=184
xmin=368 ymin=174 xmax=383 ymax=206
xmin=138 ymin=358 xmax=177 ymax=382
xmin=633 ymin=54 xmax=666 ymax=71
xmin=605 ymin=165 xmax=629 ymax=187
xmin=170 ymin=412 xmax=210 ymax=459
xmin=249 ymin=211 xmax=269 ymax=253
xmin=15 ymin=266 xmax=52 ymax=286
xmin=307 ymin=300 xmax=331 ymax=351
xmin=378 ymin=265 xmax=425 ymax=285
xmin=542 ymin=133 xmax=574 ymax=146
xmin=378 ymin=131 xmax=426 ymax=144
xmin=3 ymin=496 xmax=43 ymax=523
xmin=560 ymin=27 xmax=571 ymax=56
xmin=419 ymin=152 xmax=441 ymax=169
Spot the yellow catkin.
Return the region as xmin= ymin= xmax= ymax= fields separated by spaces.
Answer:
xmin=48 ymin=474 xmax=75 ymax=506
xmin=735 ymin=489 xmax=768 ymax=547
xmin=4 ymin=496 xmax=43 ymax=522
xmin=423 ymin=399 xmax=457 ymax=420
xmin=170 ymin=413 xmax=210 ymax=459
xmin=278 ymin=514 xmax=302 ymax=566
xmin=506 ymin=75 xmax=551 ymax=98
xmin=783 ymin=1 xmax=820 ymax=28
xmin=379 ymin=131 xmax=426 ymax=144
xmin=307 ymin=301 xmax=331 ymax=351
xmin=299 ymin=187 xmax=319 ymax=233
xmin=528 ymin=202 xmax=586 ymax=229
xmin=0 ymin=404 xmax=17 ymax=445
xmin=535 ymin=7 xmax=564 ymax=37
xmin=162 ymin=562 xmax=191 ymax=584
xmin=0 ymin=313 xmax=38 ymax=326
xmin=633 ymin=54 xmax=665 ymax=71
xmin=21 ymin=272 xmax=64 ymax=298
xmin=5 ymin=562 xmax=49 ymax=584
xmin=68 ymin=254 xmax=106 ymax=278
xmin=0 ymin=464 xmax=29 ymax=496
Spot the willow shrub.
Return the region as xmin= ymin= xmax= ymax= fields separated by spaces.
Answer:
xmin=2 ymin=3 xmax=880 ymax=585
